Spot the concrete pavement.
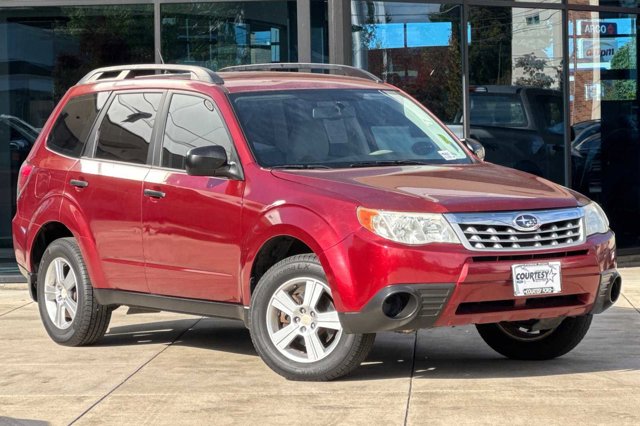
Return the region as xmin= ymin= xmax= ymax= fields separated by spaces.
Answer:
xmin=0 ymin=271 xmax=639 ymax=426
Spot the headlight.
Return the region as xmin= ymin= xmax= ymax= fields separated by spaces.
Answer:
xmin=581 ymin=202 xmax=609 ymax=236
xmin=357 ymin=207 xmax=460 ymax=245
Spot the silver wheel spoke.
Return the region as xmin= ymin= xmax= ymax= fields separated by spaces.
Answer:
xmin=315 ymin=310 xmax=341 ymax=330
xmin=55 ymin=301 xmax=66 ymax=328
xmin=272 ymin=290 xmax=299 ymax=317
xmin=43 ymin=285 xmax=57 ymax=301
xmin=271 ymin=323 xmax=299 ymax=350
xmin=54 ymin=259 xmax=65 ymax=285
xmin=61 ymin=272 xmax=76 ymax=291
xmin=303 ymin=280 xmax=324 ymax=310
xmin=64 ymin=298 xmax=77 ymax=319
xmin=304 ymin=332 xmax=326 ymax=362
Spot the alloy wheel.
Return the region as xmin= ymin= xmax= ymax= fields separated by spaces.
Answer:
xmin=266 ymin=277 xmax=342 ymax=363
xmin=43 ymin=257 xmax=78 ymax=330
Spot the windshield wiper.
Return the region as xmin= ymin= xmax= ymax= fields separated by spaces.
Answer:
xmin=348 ymin=160 xmax=431 ymax=168
xmin=270 ymin=164 xmax=332 ymax=170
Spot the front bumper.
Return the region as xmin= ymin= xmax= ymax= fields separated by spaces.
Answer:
xmin=326 ymin=230 xmax=618 ymax=334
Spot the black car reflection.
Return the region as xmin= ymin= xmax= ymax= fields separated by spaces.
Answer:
xmin=0 ymin=115 xmax=39 ymax=219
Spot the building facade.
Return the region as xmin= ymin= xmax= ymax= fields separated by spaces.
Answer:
xmin=1 ymin=0 xmax=638 ymax=275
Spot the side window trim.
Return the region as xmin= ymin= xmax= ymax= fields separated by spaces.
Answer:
xmin=153 ymin=90 xmax=244 ymax=180
xmin=85 ymin=89 xmax=167 ymax=165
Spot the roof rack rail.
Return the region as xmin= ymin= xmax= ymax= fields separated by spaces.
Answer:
xmin=219 ymin=63 xmax=382 ymax=83
xmin=77 ymin=64 xmax=224 ymax=85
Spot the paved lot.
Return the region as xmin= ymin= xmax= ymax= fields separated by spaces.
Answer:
xmin=0 ymin=270 xmax=639 ymax=426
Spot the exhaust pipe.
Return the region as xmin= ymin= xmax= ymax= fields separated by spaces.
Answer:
xmin=608 ymin=276 xmax=621 ymax=305
xmin=592 ymin=270 xmax=622 ymax=314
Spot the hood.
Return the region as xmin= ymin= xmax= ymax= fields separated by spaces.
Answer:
xmin=272 ymin=162 xmax=583 ymax=213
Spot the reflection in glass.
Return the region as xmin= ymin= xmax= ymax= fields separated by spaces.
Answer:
xmin=351 ymin=2 xmax=462 ymax=124
xmin=466 ymin=7 xmax=565 ymax=184
xmin=95 ymin=93 xmax=162 ymax=165
xmin=311 ymin=0 xmax=329 ymax=63
xmin=162 ymin=94 xmax=233 ymax=170
xmin=0 ymin=5 xmax=154 ymax=252
xmin=569 ymin=11 xmax=639 ymax=247
xmin=160 ymin=2 xmax=297 ymax=70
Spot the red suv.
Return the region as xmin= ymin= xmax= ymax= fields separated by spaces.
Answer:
xmin=12 ymin=64 xmax=620 ymax=381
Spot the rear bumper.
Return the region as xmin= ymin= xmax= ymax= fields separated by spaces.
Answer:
xmin=331 ymin=230 xmax=618 ymax=334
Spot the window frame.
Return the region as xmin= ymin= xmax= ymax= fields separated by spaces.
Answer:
xmin=150 ymin=89 xmax=244 ymax=180
xmin=85 ymin=89 xmax=167 ymax=166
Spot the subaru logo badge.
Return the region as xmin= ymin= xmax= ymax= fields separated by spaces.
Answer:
xmin=513 ymin=214 xmax=540 ymax=231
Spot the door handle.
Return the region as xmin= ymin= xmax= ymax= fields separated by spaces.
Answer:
xmin=143 ymin=189 xmax=166 ymax=199
xmin=69 ymin=179 xmax=88 ymax=188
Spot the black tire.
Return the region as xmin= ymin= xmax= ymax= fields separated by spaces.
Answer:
xmin=249 ymin=254 xmax=376 ymax=381
xmin=476 ymin=315 xmax=593 ymax=360
xmin=37 ymin=237 xmax=111 ymax=346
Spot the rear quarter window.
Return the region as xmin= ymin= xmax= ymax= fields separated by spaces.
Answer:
xmin=47 ymin=93 xmax=109 ymax=158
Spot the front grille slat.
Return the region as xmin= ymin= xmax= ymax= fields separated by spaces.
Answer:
xmin=463 ymin=224 xmax=580 ymax=236
xmin=446 ymin=208 xmax=585 ymax=252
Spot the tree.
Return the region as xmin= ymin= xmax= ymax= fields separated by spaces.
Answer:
xmin=605 ymin=39 xmax=637 ymax=101
xmin=514 ymin=53 xmax=557 ymax=88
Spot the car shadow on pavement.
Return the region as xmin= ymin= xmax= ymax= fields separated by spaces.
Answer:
xmin=95 ymin=306 xmax=639 ymax=382
xmin=98 ymin=317 xmax=258 ymax=356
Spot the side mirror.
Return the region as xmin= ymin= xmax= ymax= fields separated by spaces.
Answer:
xmin=463 ymin=137 xmax=485 ymax=161
xmin=186 ymin=145 xmax=237 ymax=178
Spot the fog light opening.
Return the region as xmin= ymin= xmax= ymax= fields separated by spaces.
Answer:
xmin=609 ymin=277 xmax=621 ymax=304
xmin=382 ymin=292 xmax=418 ymax=320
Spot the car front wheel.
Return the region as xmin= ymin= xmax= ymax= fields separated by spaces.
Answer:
xmin=476 ymin=315 xmax=593 ymax=360
xmin=249 ymin=254 xmax=375 ymax=381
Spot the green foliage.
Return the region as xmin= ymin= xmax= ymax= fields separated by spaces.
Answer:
xmin=604 ymin=39 xmax=637 ymax=101
xmin=514 ymin=53 xmax=556 ymax=89
xmin=52 ymin=5 xmax=154 ymax=100
xmin=468 ymin=7 xmax=513 ymax=86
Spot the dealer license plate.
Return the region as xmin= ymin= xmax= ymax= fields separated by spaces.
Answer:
xmin=511 ymin=262 xmax=562 ymax=297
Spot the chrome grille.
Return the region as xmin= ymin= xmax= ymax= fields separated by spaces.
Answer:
xmin=445 ymin=208 xmax=584 ymax=252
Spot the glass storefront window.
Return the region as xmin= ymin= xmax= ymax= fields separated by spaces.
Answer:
xmin=0 ymin=5 xmax=154 ymax=256
xmin=351 ymin=1 xmax=463 ymax=126
xmin=160 ymin=2 xmax=298 ymax=70
xmin=467 ymin=6 xmax=566 ymax=185
xmin=569 ymin=10 xmax=639 ymax=247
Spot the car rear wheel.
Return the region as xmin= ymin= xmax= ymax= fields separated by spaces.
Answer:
xmin=37 ymin=237 xmax=111 ymax=346
xmin=249 ymin=254 xmax=375 ymax=381
xmin=476 ymin=315 xmax=593 ymax=360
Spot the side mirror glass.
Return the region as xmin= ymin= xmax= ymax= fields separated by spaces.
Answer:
xmin=463 ymin=137 xmax=485 ymax=161
xmin=186 ymin=145 xmax=230 ymax=177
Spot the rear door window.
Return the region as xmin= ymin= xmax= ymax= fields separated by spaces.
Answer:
xmin=95 ymin=92 xmax=162 ymax=164
xmin=47 ymin=93 xmax=108 ymax=157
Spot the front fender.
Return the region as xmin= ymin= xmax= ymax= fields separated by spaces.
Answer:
xmin=240 ymin=204 xmax=354 ymax=309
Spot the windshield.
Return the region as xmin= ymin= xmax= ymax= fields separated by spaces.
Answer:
xmin=230 ymin=89 xmax=471 ymax=168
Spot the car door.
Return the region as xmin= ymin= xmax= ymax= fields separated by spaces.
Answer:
xmin=66 ymin=91 xmax=164 ymax=293
xmin=142 ymin=91 xmax=245 ymax=302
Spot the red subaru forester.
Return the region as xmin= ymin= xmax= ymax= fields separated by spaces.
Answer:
xmin=12 ymin=64 xmax=620 ymax=381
